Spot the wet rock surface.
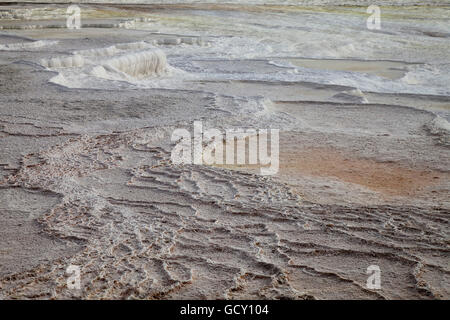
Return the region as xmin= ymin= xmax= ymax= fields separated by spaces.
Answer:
xmin=0 ymin=4 xmax=449 ymax=299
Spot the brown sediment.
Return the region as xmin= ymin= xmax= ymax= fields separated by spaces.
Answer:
xmin=207 ymin=134 xmax=447 ymax=199
xmin=280 ymin=147 xmax=445 ymax=196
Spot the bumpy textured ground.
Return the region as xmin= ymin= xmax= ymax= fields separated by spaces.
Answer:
xmin=0 ymin=3 xmax=449 ymax=299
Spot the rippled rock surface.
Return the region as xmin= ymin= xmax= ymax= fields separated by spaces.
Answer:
xmin=0 ymin=2 xmax=449 ymax=299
